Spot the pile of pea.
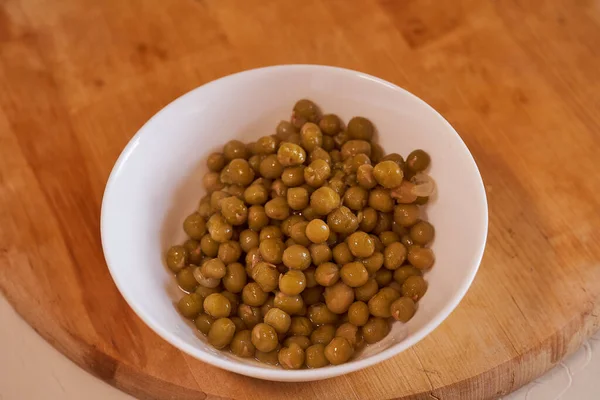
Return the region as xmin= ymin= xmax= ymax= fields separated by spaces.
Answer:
xmin=166 ymin=99 xmax=435 ymax=369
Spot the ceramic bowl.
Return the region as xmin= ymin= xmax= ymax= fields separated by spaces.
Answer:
xmin=101 ymin=65 xmax=488 ymax=381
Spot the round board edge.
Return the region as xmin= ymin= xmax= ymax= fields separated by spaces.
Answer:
xmin=2 ymin=283 xmax=600 ymax=400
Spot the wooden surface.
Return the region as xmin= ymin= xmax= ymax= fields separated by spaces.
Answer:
xmin=1 ymin=0 xmax=600 ymax=399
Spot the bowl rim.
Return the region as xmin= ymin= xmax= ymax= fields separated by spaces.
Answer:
xmin=101 ymin=64 xmax=488 ymax=381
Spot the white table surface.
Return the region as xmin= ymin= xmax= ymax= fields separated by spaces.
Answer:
xmin=1 ymin=295 xmax=598 ymax=400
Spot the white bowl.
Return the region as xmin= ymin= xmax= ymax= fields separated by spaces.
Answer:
xmin=101 ymin=65 xmax=488 ymax=382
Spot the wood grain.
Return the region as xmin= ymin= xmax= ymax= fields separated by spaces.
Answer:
xmin=1 ymin=0 xmax=600 ymax=398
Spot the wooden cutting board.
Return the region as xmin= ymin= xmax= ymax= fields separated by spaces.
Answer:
xmin=1 ymin=0 xmax=600 ymax=399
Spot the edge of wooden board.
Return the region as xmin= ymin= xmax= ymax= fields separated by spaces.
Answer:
xmin=2 ymin=282 xmax=599 ymax=400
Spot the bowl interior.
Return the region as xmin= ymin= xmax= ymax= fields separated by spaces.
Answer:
xmin=101 ymin=65 xmax=487 ymax=381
